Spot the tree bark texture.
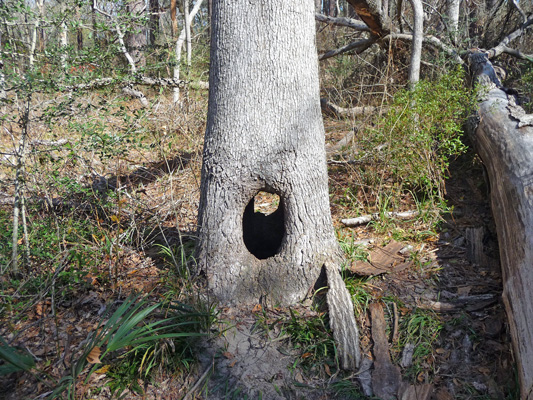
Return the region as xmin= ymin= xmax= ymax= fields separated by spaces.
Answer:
xmin=125 ymin=0 xmax=147 ymax=67
xmin=149 ymin=0 xmax=159 ymax=45
xmin=469 ymin=51 xmax=533 ymax=400
xmin=197 ymin=0 xmax=341 ymax=306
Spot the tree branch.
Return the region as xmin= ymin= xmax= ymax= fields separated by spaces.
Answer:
xmin=486 ymin=14 xmax=533 ymax=59
xmin=319 ymin=38 xmax=376 ymax=60
xmin=315 ymin=13 xmax=370 ymax=31
xmin=389 ymin=33 xmax=463 ymax=64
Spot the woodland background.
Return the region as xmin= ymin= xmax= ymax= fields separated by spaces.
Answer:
xmin=1 ymin=0 xmax=533 ymax=398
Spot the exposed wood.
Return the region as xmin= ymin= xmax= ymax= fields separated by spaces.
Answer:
xmin=465 ymin=226 xmax=485 ymax=265
xmin=346 ymin=0 xmax=389 ymax=37
xmin=399 ymin=383 xmax=433 ymax=400
xmin=358 ymin=357 xmax=374 ymax=396
xmin=468 ymin=50 xmax=533 ymax=400
xmin=370 ymin=302 xmax=401 ymax=400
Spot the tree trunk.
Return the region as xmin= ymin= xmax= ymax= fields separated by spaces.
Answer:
xmin=76 ymin=7 xmax=83 ymax=51
xmin=407 ymin=0 xmax=423 ymax=85
xmin=149 ymin=0 xmax=159 ymax=45
xmin=183 ymin=0 xmax=191 ymax=66
xmin=197 ymin=0 xmax=342 ymax=306
xmin=171 ymin=0 xmax=178 ymax=37
xmin=447 ymin=0 xmax=460 ymax=44
xmin=469 ymin=51 xmax=533 ymax=400
xmin=59 ymin=1 xmax=68 ymax=70
xmin=125 ymin=0 xmax=146 ymax=67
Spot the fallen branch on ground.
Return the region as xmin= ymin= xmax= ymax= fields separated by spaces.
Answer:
xmin=321 ymin=98 xmax=383 ymax=118
xmin=341 ymin=210 xmax=419 ymax=227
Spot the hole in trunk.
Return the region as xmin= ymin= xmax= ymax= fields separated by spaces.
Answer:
xmin=243 ymin=191 xmax=285 ymax=259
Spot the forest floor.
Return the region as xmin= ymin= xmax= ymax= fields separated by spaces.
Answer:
xmin=0 ymin=99 xmax=516 ymax=399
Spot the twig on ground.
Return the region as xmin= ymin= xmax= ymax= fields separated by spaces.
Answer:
xmin=341 ymin=210 xmax=419 ymax=227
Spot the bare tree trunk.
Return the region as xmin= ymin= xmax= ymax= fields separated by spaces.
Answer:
xmin=447 ymin=0 xmax=460 ymax=44
xmin=28 ymin=0 xmax=43 ymax=69
xmin=149 ymin=0 xmax=159 ymax=45
xmin=198 ymin=0 xmax=338 ymax=304
xmin=198 ymin=0 xmax=360 ymax=369
xmin=183 ymin=0 xmax=192 ymax=67
xmin=59 ymin=1 xmax=68 ymax=70
xmin=12 ymin=95 xmax=31 ymax=273
xmin=76 ymin=7 xmax=83 ymax=51
xmin=173 ymin=0 xmax=203 ymax=103
xmin=91 ymin=1 xmax=99 ymax=46
xmin=125 ymin=0 xmax=147 ymax=67
xmin=407 ymin=0 xmax=423 ymax=85
xmin=37 ymin=0 xmax=45 ymax=52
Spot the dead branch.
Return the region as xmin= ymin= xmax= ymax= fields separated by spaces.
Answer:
xmin=326 ymin=129 xmax=357 ymax=157
xmin=346 ymin=0 xmax=390 ymax=37
xmin=495 ymin=46 xmax=533 ymax=63
xmin=341 ymin=210 xmax=419 ymax=227
xmin=315 ymin=13 xmax=370 ymax=31
xmin=320 ymin=98 xmax=382 ymax=118
xmin=486 ymin=14 xmax=533 ymax=59
xmin=319 ymin=38 xmax=377 ymax=60
xmin=389 ymin=33 xmax=463 ymax=64
xmin=121 ymin=85 xmax=149 ymax=107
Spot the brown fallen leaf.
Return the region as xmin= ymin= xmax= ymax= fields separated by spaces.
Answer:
xmin=222 ymin=351 xmax=234 ymax=359
xmin=252 ymin=304 xmax=262 ymax=313
xmin=87 ymin=346 xmax=102 ymax=364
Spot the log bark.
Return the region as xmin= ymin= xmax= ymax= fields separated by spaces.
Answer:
xmin=469 ymin=50 xmax=533 ymax=400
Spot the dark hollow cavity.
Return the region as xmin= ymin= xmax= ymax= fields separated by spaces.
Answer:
xmin=243 ymin=191 xmax=285 ymax=259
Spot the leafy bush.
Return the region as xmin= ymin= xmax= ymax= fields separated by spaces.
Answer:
xmin=356 ymin=68 xmax=475 ymax=205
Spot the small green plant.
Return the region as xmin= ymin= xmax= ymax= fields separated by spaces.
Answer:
xmin=344 ymin=276 xmax=374 ymax=315
xmin=356 ymin=68 xmax=476 ymax=209
xmin=282 ymin=308 xmax=337 ymax=372
xmin=0 ymin=335 xmax=36 ymax=375
xmin=396 ymin=308 xmax=443 ymax=382
xmin=338 ymin=232 xmax=370 ymax=263
xmin=50 ymin=295 xmax=209 ymax=399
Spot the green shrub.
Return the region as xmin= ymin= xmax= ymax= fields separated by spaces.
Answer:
xmin=356 ymin=68 xmax=475 ymax=205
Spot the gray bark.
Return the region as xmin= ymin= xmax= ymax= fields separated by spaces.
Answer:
xmin=183 ymin=0 xmax=191 ymax=67
xmin=407 ymin=0 xmax=423 ymax=85
xmin=198 ymin=0 xmax=342 ymax=306
xmin=469 ymin=51 xmax=533 ymax=400
xmin=125 ymin=0 xmax=147 ymax=67
xmin=447 ymin=0 xmax=460 ymax=44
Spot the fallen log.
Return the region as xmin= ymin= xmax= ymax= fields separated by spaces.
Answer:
xmin=469 ymin=50 xmax=533 ymax=399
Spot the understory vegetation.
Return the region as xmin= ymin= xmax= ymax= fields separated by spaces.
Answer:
xmin=1 ymin=2 xmax=531 ymax=398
